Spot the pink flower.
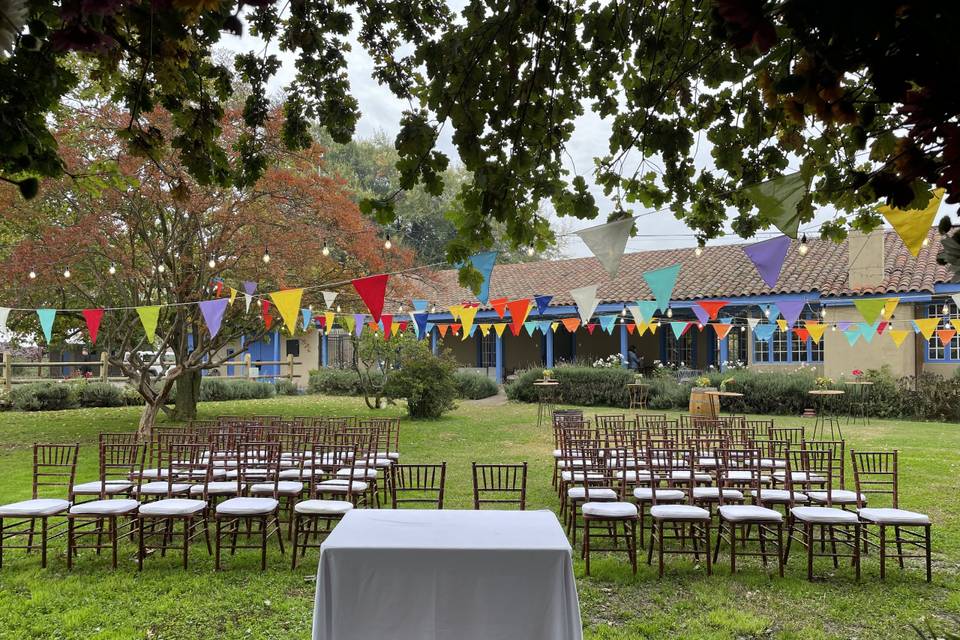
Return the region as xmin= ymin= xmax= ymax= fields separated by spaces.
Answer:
xmin=852 ymin=369 xmax=863 ymax=376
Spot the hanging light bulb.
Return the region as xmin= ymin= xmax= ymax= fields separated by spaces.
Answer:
xmin=526 ymin=245 xmax=535 ymax=257
xmin=208 ymin=258 xmax=216 ymax=269
xmin=798 ymin=234 xmax=809 ymax=256
xmin=430 ymin=305 xmax=437 ymax=314
xmin=336 ymin=305 xmax=341 ymax=313
xmin=308 ymin=304 xmax=314 ymax=312
xmin=384 ymin=235 xmax=392 ymax=250
xmin=322 ymin=241 xmax=330 ymax=257
xmin=880 ymin=306 xmax=886 ymax=317
xmin=820 ymin=307 xmax=827 ymax=319
xmin=262 ymin=247 xmax=271 ymax=263
xmin=740 ymin=326 xmax=746 ymax=332
xmin=923 ymin=237 xmax=931 ymax=247
xmin=831 ymin=325 xmax=836 ymax=332
xmin=943 ymin=303 xmax=950 ymax=316
xmin=157 ymin=264 xmax=165 ymax=274
xmin=764 ymin=307 xmax=771 ymax=318
xmin=694 ymin=245 xmax=703 ymax=257
xmin=621 ymin=306 xmax=627 ymax=316
xmin=108 ymin=264 xmax=116 ymax=275
xmin=666 ymin=307 xmax=673 ymax=318
xmin=63 ymin=268 xmax=71 ymax=279
xmin=398 ymin=305 xmax=404 ymax=313
xmin=28 ymin=270 xmax=36 ymax=279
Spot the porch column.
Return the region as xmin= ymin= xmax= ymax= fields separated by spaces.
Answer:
xmin=321 ymin=331 xmax=329 ymax=367
xmin=430 ymin=329 xmax=438 ymax=355
xmin=545 ymin=327 xmax=555 ymax=368
xmin=718 ymin=336 xmax=729 ymax=371
xmin=271 ymin=329 xmax=281 ymax=377
xmin=619 ymin=322 xmax=628 ymax=365
xmin=495 ymin=334 xmax=503 ymax=383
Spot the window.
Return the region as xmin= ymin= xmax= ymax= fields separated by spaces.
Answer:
xmin=926 ymin=302 xmax=960 ymax=361
xmin=753 ymin=306 xmax=824 ymax=364
xmin=285 ymin=339 xmax=300 ymax=357
xmin=480 ymin=333 xmax=497 ymax=367
xmin=665 ymin=330 xmax=693 ymax=366
xmin=726 ymin=328 xmax=748 ymax=366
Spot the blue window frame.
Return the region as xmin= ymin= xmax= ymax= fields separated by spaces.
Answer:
xmin=752 ymin=307 xmax=824 ymax=364
xmin=665 ymin=329 xmax=694 ymax=367
xmin=924 ymin=302 xmax=960 ymax=361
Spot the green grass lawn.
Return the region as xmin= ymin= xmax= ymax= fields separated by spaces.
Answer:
xmin=0 ymin=395 xmax=958 ymax=640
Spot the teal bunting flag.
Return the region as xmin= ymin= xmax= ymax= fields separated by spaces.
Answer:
xmin=537 ymin=320 xmax=553 ymax=334
xmin=845 ymin=329 xmax=861 ymax=346
xmin=752 ymin=324 xmax=776 ymax=341
xmin=643 ymin=264 xmax=681 ymax=313
xmin=301 ymin=308 xmax=313 ymax=331
xmin=460 ymin=251 xmax=498 ymax=305
xmin=635 ymin=300 xmax=659 ymax=323
xmin=670 ymin=321 xmax=688 ymax=339
xmin=523 ymin=320 xmax=537 ymax=336
xmin=36 ymin=308 xmax=56 ymax=343
xmin=598 ymin=315 xmax=617 ymax=334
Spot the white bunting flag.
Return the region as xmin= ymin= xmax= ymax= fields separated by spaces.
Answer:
xmin=575 ymin=217 xmax=634 ymax=279
xmin=322 ymin=290 xmax=338 ymax=309
xmin=570 ymin=284 xmax=600 ymax=326
xmin=747 ymin=317 xmax=761 ymax=329
xmin=0 ymin=307 xmax=9 ymax=334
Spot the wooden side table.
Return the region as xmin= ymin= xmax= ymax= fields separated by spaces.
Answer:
xmin=627 ymin=383 xmax=649 ymax=410
xmin=534 ymin=380 xmax=560 ymax=428
xmin=808 ymin=389 xmax=845 ymax=440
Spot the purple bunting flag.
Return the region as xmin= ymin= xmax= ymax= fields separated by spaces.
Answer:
xmin=743 ymin=235 xmax=791 ymax=288
xmin=198 ymin=298 xmax=229 ymax=339
xmin=775 ymin=299 xmax=806 ymax=328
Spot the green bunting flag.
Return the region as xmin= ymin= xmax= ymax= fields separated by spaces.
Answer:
xmin=136 ymin=306 xmax=161 ymax=343
xmin=743 ymin=172 xmax=807 ymax=238
xmin=854 ymin=298 xmax=887 ymax=325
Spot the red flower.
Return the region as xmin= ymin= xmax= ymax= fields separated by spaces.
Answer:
xmin=852 ymin=369 xmax=863 ymax=376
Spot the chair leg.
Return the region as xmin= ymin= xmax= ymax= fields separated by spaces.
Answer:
xmin=110 ymin=516 xmax=118 ymax=570
xmin=182 ymin=519 xmax=190 ymax=570
xmin=214 ymin=517 xmax=222 ymax=571
xmin=657 ymin=522 xmax=664 ymax=578
xmin=40 ymin=518 xmax=49 ymax=569
xmin=776 ymin=523 xmax=784 ymax=578
xmin=728 ymin=522 xmax=736 ymax=574
xmin=924 ymin=525 xmax=932 ymax=582
xmin=137 ymin=517 xmax=145 ymax=571
xmin=583 ymin=519 xmax=591 ymax=576
xmin=704 ymin=522 xmax=712 ymax=576
xmin=26 ymin=518 xmax=36 ymax=554
xmin=275 ymin=515 xmax=285 ymax=555
xmin=806 ymin=524 xmax=814 ymax=581
xmin=66 ymin=517 xmax=74 ymax=570
xmin=854 ymin=523 xmax=861 ymax=581
xmin=894 ymin=525 xmax=905 ymax=568
xmin=261 ymin=517 xmax=268 ymax=571
xmin=879 ymin=524 xmax=886 ymax=579
xmin=629 ymin=520 xmax=637 ymax=575
xmin=291 ymin=513 xmax=300 ymax=570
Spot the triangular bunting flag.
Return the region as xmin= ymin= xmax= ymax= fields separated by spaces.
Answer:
xmin=575 ymin=217 xmax=634 ymax=278
xmin=883 ymin=298 xmax=900 ymax=319
xmin=845 ymin=329 xmax=861 ymax=346
xmin=838 ymin=321 xmax=852 ymax=332
xmin=523 ymin=321 xmax=537 ymax=336
xmin=805 ymin=321 xmax=827 ymax=343
xmin=636 ymin=322 xmax=649 ymax=336
xmin=463 ymin=251 xmax=498 ymax=305
xmin=854 ymin=298 xmax=886 ymax=325
xmin=776 ymin=319 xmax=788 ymax=332
xmin=36 ymin=308 xmax=56 ymax=344
xmin=599 ymin=316 xmax=617 ymax=334
xmin=269 ymin=289 xmax=304 ymax=335
xmin=744 ymin=172 xmax=807 ymax=238
xmin=793 ymin=327 xmax=810 ymax=342
xmin=493 ymin=323 xmax=508 ymax=337
xmin=570 ymin=285 xmax=600 ymax=325
xmin=713 ymin=323 xmax=733 ymax=340
xmin=262 ymin=300 xmax=273 ymax=330
xmin=438 ymin=324 xmax=449 ymax=338
xmin=699 ymin=301 xmax=729 ymax=321
xmin=534 ymin=295 xmax=553 ymax=316
xmin=670 ymin=322 xmax=688 ymax=339
xmin=448 ymin=304 xmax=463 ymax=320
xmin=490 ymin=298 xmax=509 ymax=318
xmin=324 ymin=312 xmax=335 ymax=331
xmin=743 ymin=235 xmax=791 ymax=288
xmin=243 ymin=281 xmax=257 ymax=295
xmin=198 ymin=299 xmax=229 ymax=339
xmin=549 ymin=321 xmax=559 ymax=333
xmin=82 ymin=308 xmax=104 ymax=345
xmin=322 ymin=291 xmax=338 ymax=309
xmin=0 ymin=307 xmax=9 ymax=334
xmin=753 ymin=324 xmax=776 ymax=341
xmin=691 ymin=304 xmax=709 ymax=325
xmin=381 ymin=315 xmax=393 ymax=340
xmin=507 ymin=299 xmax=532 ymax=337
xmin=643 ymin=264 xmax=681 ymax=313
xmin=136 ymin=306 xmax=161 ymax=343
xmin=352 ymin=314 xmax=364 ymax=337
xmin=775 ymin=299 xmax=806 ymax=328
xmin=561 ymin=318 xmax=580 ymax=333
xmin=889 ymin=329 xmax=910 ymax=347
xmin=937 ymin=329 xmax=956 ymax=347
xmin=914 ymin=318 xmax=940 ymax=340
xmin=626 ymin=323 xmax=636 ymax=335
xmin=412 ymin=299 xmax=428 ymax=312
xmin=300 ymin=309 xmax=313 ymax=331
xmin=586 ymin=323 xmax=598 ymax=335
xmin=459 ymin=305 xmax=478 ymax=341
xmin=478 ymin=324 xmax=491 ymax=337
xmin=413 ymin=313 xmax=428 ymax=339
xmin=634 ymin=301 xmax=658 ymax=323
xmin=951 ymin=319 xmax=960 ymax=334
xmin=228 ymin=288 xmax=237 ymax=306
xmin=879 ymin=188 xmax=943 ymax=257
xmin=341 ymin=314 xmax=355 ymax=335
xmin=351 ymin=274 xmax=389 ymax=323
xmin=747 ymin=317 xmax=761 ymax=329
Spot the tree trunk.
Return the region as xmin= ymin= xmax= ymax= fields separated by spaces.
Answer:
xmin=137 ymin=400 xmax=164 ymax=440
xmin=172 ymin=368 xmax=202 ymax=422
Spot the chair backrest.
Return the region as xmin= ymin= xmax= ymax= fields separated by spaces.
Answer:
xmin=804 ymin=439 xmax=845 ymax=487
xmin=236 ymin=441 xmax=281 ymax=498
xmin=716 ymin=447 xmax=765 ymax=504
xmin=83 ymin=442 xmax=143 ymax=500
xmin=646 ymin=446 xmax=694 ymax=505
xmin=165 ymin=442 xmax=211 ymax=500
xmin=566 ymin=438 xmax=611 ymax=502
xmin=32 ymin=443 xmax=79 ymax=499
xmin=635 ymin=413 xmax=668 ymax=428
xmin=99 ymin=432 xmax=139 ymax=445
xmin=691 ymin=417 xmax=724 ymax=434
xmin=770 ymin=426 xmax=804 ymax=445
xmin=306 ymin=443 xmax=356 ymax=501
xmin=744 ymin=419 xmax=774 ymax=438
xmin=150 ymin=430 xmax=196 ymax=471
xmin=785 ymin=448 xmax=833 ymax=506
xmin=360 ymin=418 xmax=400 ymax=455
xmin=391 ymin=463 xmax=447 ymax=509
xmin=472 ymin=463 xmax=527 ymax=509
xmin=850 ymin=450 xmax=899 ymax=509
xmin=553 ymin=409 xmax=583 ymax=425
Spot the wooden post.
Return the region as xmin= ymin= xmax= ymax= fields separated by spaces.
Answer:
xmin=100 ymin=351 xmax=109 ymax=382
xmin=245 ymin=353 xmax=252 ymax=379
xmin=286 ymin=353 xmax=294 ymax=382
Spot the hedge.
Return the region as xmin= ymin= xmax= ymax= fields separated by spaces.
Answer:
xmin=8 ymin=382 xmax=79 ymax=411
xmin=505 ymin=366 xmax=634 ymax=406
xmin=453 ymin=372 xmax=499 ymax=399
xmin=195 ymin=379 xmax=276 ymax=402
xmin=308 ymin=369 xmax=384 ymax=396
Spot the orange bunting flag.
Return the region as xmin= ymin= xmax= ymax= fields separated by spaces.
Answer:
xmin=914 ymin=318 xmax=940 ymax=340
xmin=490 ymin=298 xmax=509 ymax=318
xmin=561 ymin=318 xmax=580 ymax=333
xmin=437 ymin=324 xmax=449 ymax=337
xmin=937 ymin=329 xmax=956 ymax=347
xmin=804 ymin=321 xmax=827 ymax=343
xmin=713 ymin=323 xmax=733 ymax=340
xmin=626 ymin=323 xmax=636 ymax=335
xmin=506 ymin=299 xmax=531 ymax=336
xmin=367 ymin=321 xmax=379 ymax=333
xmin=889 ymin=329 xmax=910 ymax=347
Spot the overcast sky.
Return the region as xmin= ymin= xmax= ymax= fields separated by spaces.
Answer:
xmin=224 ymin=8 xmax=957 ymax=260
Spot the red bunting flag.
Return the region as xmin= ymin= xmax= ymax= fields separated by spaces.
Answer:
xmin=793 ymin=327 xmax=810 ymax=342
xmin=712 ymin=323 xmax=733 ymax=340
xmin=215 ymin=281 xmax=223 ymax=297
xmin=506 ymin=299 xmax=531 ymax=337
xmin=397 ymin=321 xmax=408 ymax=332
xmin=561 ymin=318 xmax=580 ymax=333
xmin=937 ymin=329 xmax=956 ymax=347
xmin=489 ymin=298 xmax=509 ymax=318
xmin=626 ymin=323 xmax=636 ymax=335
xmin=451 ymin=323 xmax=462 ymax=335
xmin=82 ymin=308 xmax=104 ymax=344
xmin=351 ymin=274 xmax=389 ymax=323
xmin=381 ymin=314 xmax=393 ymax=341
xmin=877 ymin=321 xmax=888 ymax=335
xmin=698 ymin=300 xmax=729 ymax=320
xmin=262 ymin=300 xmax=273 ymax=329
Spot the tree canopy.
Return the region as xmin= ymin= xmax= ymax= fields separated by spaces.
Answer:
xmin=2 ymin=0 xmax=959 ymax=279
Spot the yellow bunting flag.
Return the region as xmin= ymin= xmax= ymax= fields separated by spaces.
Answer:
xmin=883 ymin=297 xmax=900 ymax=319
xmin=551 ymin=322 xmax=559 ymax=333
xmin=269 ymin=289 xmax=304 ymax=335
xmin=136 ymin=306 xmax=161 ymax=343
xmin=649 ymin=321 xmax=659 ymax=334
xmin=776 ymin=319 xmax=788 ymax=332
xmin=324 ymin=312 xmax=335 ymax=331
xmin=804 ymin=321 xmax=827 ymax=343
xmin=914 ymin=318 xmax=940 ymax=340
xmin=391 ymin=323 xmax=400 ymax=337
xmin=493 ymin=323 xmax=508 ymax=337
xmin=952 ymin=319 xmax=960 ymax=334
xmin=879 ymin=188 xmax=944 ymax=257
xmin=459 ymin=305 xmax=478 ymax=341
xmin=636 ymin=321 xmax=649 ymax=336
xmin=228 ymin=288 xmax=237 ymax=306
xmin=448 ymin=304 xmax=463 ymax=320
xmin=478 ymin=324 xmax=491 ymax=337
xmin=889 ymin=329 xmax=910 ymax=347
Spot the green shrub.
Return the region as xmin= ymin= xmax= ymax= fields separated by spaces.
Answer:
xmin=75 ymin=382 xmax=125 ymax=407
xmin=274 ymin=380 xmax=300 ymax=396
xmin=453 ymin=371 xmax=499 ymax=399
xmin=307 ymin=369 xmax=368 ymax=395
xmin=196 ymin=378 xmax=276 ymax=402
xmin=505 ymin=366 xmax=634 ymax=407
xmin=9 ymin=382 xmax=78 ymax=411
xmin=383 ymin=342 xmax=458 ymax=418
xmin=122 ymin=386 xmax=146 ymax=406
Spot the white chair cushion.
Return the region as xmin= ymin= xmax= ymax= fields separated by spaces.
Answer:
xmin=250 ymin=481 xmax=303 ymax=495
xmin=857 ymin=507 xmax=930 ymax=525
xmin=134 ymin=482 xmax=192 ymax=495
xmin=612 ymin=470 xmax=653 ymax=482
xmin=552 ymin=449 xmax=562 ymax=458
xmin=70 ymin=499 xmax=140 ymax=515
xmin=723 ymin=470 xmax=772 ymax=483
xmin=790 ymin=506 xmax=859 ymax=524
xmin=224 ymin=468 xmax=269 ymax=479
xmin=718 ymin=505 xmax=782 ymax=523
xmin=138 ymin=498 xmax=207 ymax=516
xmin=0 ymin=498 xmax=70 ymax=517
xmin=294 ymin=499 xmax=353 ymax=515
xmin=561 ymin=471 xmax=604 ymax=482
xmin=215 ymin=497 xmax=279 ymax=516
xmin=355 ymin=458 xmax=393 ymax=468
xmin=336 ymin=468 xmax=378 ymax=479
xmin=759 ymin=458 xmax=786 ymax=469
xmin=753 ymin=489 xmax=808 ymax=503
xmin=772 ymin=471 xmax=825 ymax=483
xmin=193 ymin=481 xmax=241 ymax=495
xmin=72 ymin=480 xmax=133 ymax=495
xmin=132 ymin=468 xmax=170 ymax=480
xmin=692 ymin=487 xmax=744 ymax=501
xmin=633 ymin=488 xmax=684 ymax=502
xmin=807 ymin=490 xmax=865 ymax=505
xmin=317 ymin=480 xmax=368 ymax=493
xmin=567 ymin=487 xmax=617 ymax=500
xmin=385 ymin=452 xmax=400 ymax=460
xmin=650 ymin=504 xmax=710 ymax=520
xmin=667 ymin=470 xmax=712 ymax=482
xmin=279 ymin=468 xmax=327 ymax=480
xmin=582 ymin=501 xmax=638 ymax=518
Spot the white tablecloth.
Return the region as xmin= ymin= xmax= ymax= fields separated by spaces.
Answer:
xmin=312 ymin=509 xmax=582 ymax=640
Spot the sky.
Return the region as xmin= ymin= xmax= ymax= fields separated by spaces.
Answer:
xmin=224 ymin=6 xmax=958 ymax=260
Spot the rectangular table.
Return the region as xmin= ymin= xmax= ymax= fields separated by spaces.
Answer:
xmin=313 ymin=509 xmax=582 ymax=640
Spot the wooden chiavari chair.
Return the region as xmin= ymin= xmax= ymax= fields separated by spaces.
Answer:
xmin=557 ymin=425 xmax=603 ymax=528
xmin=851 ymin=450 xmax=931 ymax=581
xmin=551 ymin=417 xmax=590 ymax=488
xmin=804 ymin=440 xmax=861 ymax=508
xmin=692 ymin=436 xmax=745 ymax=511
xmin=133 ymin=431 xmax=197 ymax=499
xmin=472 ymin=463 xmax=527 ymax=510
xmin=390 ymin=463 xmax=446 ymax=509
xmin=136 ymin=442 xmax=211 ymax=570
xmin=635 ymin=414 xmax=668 ymax=429
xmin=67 ymin=442 xmax=143 ymax=569
xmin=711 ymin=448 xmax=784 ymax=576
xmin=337 ymin=427 xmax=382 ymax=506
xmin=744 ymin=419 xmax=774 ymax=439
xmin=0 ymin=443 xmax=78 ymax=568
xmin=770 ymin=426 xmax=804 ymax=446
xmin=291 ymin=443 xmax=357 ymax=568
xmin=645 ymin=445 xmax=712 ymax=577
xmin=783 ymin=448 xmax=860 ymax=580
xmin=361 ymin=417 xmax=401 ymax=462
